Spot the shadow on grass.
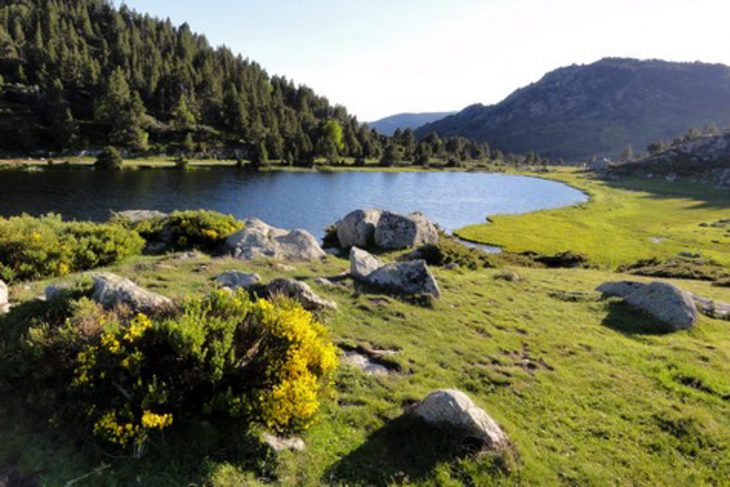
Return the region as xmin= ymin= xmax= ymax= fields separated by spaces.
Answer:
xmin=323 ymin=415 xmax=507 ymax=486
xmin=601 ymin=301 xmax=676 ymax=336
xmin=600 ymin=176 xmax=730 ymax=210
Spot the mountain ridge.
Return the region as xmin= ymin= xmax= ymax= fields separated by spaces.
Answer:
xmin=369 ymin=111 xmax=456 ymax=136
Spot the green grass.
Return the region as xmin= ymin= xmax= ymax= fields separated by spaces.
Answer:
xmin=455 ymin=170 xmax=730 ymax=269
xmin=2 ymin=249 xmax=729 ymax=485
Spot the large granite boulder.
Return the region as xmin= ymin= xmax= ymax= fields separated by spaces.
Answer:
xmin=349 ymin=248 xmax=440 ymax=298
xmin=0 ymin=279 xmax=8 ymax=314
xmin=267 ymin=278 xmax=337 ymax=311
xmin=215 ymin=271 xmax=261 ymax=290
xmin=225 ymin=219 xmax=325 ymax=261
xmin=337 ymin=209 xmax=382 ymax=249
xmin=374 ymin=211 xmax=439 ymax=250
xmin=349 ymin=247 xmax=384 ymax=280
xmin=91 ymin=273 xmax=173 ymax=314
xmin=414 ymin=389 xmax=509 ymax=450
xmin=597 ymin=280 xmax=697 ymax=330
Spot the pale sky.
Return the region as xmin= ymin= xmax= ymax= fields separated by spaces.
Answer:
xmin=123 ymin=0 xmax=730 ymax=121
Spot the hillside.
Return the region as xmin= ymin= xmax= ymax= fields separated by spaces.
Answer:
xmin=417 ymin=58 xmax=730 ymax=161
xmin=0 ymin=0 xmax=379 ymax=163
xmin=369 ymin=112 xmax=455 ymax=136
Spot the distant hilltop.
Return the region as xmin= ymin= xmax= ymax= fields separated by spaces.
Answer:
xmin=369 ymin=112 xmax=456 ymax=136
xmin=417 ymin=58 xmax=730 ymax=161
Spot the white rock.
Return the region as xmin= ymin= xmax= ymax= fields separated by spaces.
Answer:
xmin=261 ymin=433 xmax=306 ymax=453
xmin=349 ymin=247 xmax=384 ymax=280
xmin=267 ymin=278 xmax=337 ymax=310
xmin=336 ymin=209 xmax=382 ymax=248
xmin=624 ymin=282 xmax=697 ymax=331
xmin=414 ymin=389 xmax=509 ymax=450
xmin=215 ymin=271 xmax=261 ymax=290
xmin=225 ymin=218 xmax=325 ymax=261
xmin=91 ymin=273 xmax=173 ymax=314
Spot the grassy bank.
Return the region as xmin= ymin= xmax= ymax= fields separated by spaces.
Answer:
xmin=2 ymin=249 xmax=729 ymax=485
xmin=456 ymin=170 xmax=730 ymax=269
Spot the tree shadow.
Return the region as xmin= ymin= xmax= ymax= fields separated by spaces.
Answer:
xmin=599 ymin=176 xmax=730 ymax=210
xmin=323 ymin=415 xmax=505 ymax=486
xmin=600 ymin=300 xmax=676 ymax=336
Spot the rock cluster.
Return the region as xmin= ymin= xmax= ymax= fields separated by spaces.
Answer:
xmin=335 ymin=209 xmax=439 ymax=250
xmin=349 ymin=247 xmax=440 ymax=298
xmin=413 ymin=389 xmax=510 ymax=450
xmin=91 ymin=273 xmax=174 ymax=314
xmin=225 ymin=219 xmax=325 ymax=261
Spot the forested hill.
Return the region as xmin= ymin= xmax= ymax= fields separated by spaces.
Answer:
xmin=0 ymin=0 xmax=381 ymax=162
xmin=417 ymin=58 xmax=730 ymax=161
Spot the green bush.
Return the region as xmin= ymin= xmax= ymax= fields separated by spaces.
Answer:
xmin=115 ymin=210 xmax=243 ymax=252
xmin=95 ymin=146 xmax=124 ymax=169
xmin=4 ymin=289 xmax=337 ymax=452
xmin=411 ymin=235 xmax=495 ymax=270
xmin=0 ymin=214 xmax=144 ymax=282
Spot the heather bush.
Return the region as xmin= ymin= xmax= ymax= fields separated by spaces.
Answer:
xmin=5 ymin=289 xmax=337 ymax=452
xmin=0 ymin=214 xmax=144 ymax=282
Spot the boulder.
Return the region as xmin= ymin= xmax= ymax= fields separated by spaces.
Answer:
xmin=350 ymin=247 xmax=384 ymax=280
xmin=45 ymin=283 xmax=72 ymax=301
xmin=215 ymin=271 xmax=261 ymax=290
xmin=0 ymin=279 xmax=8 ymax=313
xmin=225 ymin=218 xmax=325 ymax=261
xmin=367 ymin=260 xmax=441 ymax=298
xmin=267 ymin=278 xmax=337 ymax=311
xmin=112 ymin=209 xmax=168 ymax=223
xmin=414 ymin=389 xmax=509 ymax=450
xmin=374 ymin=211 xmax=439 ymax=250
xmin=623 ymin=282 xmax=697 ymax=331
xmin=336 ymin=209 xmax=383 ymax=249
xmin=91 ymin=273 xmax=173 ymax=314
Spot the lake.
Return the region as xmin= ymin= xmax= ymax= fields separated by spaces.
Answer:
xmin=0 ymin=169 xmax=587 ymax=237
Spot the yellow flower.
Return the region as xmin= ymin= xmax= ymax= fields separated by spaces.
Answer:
xmin=141 ymin=411 xmax=174 ymax=430
xmin=123 ymin=314 xmax=152 ymax=342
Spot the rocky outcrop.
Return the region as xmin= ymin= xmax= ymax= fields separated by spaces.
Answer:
xmin=413 ymin=389 xmax=509 ymax=450
xmin=0 ymin=279 xmax=8 ymax=314
xmin=349 ymin=247 xmax=384 ymax=280
xmin=374 ymin=212 xmax=439 ymax=250
xmin=597 ymin=280 xmax=730 ymax=324
xmin=597 ymin=281 xmax=697 ymax=330
xmin=267 ymin=278 xmax=337 ymax=311
xmin=225 ymin=219 xmax=326 ymax=261
xmin=333 ymin=209 xmax=439 ymax=250
xmin=336 ymin=209 xmax=382 ymax=249
xmin=349 ymin=248 xmax=440 ymax=298
xmin=91 ymin=273 xmax=173 ymax=314
xmin=215 ymin=271 xmax=261 ymax=290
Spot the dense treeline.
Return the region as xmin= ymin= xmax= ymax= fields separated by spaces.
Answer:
xmin=0 ymin=0 xmax=493 ymax=165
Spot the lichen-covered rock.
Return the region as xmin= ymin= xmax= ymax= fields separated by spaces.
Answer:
xmin=414 ymin=389 xmax=509 ymax=450
xmin=349 ymin=247 xmax=384 ymax=280
xmin=623 ymin=281 xmax=697 ymax=330
xmin=214 ymin=271 xmax=261 ymax=290
xmin=112 ymin=209 xmax=168 ymax=223
xmin=367 ymin=260 xmax=441 ymax=298
xmin=267 ymin=278 xmax=337 ymax=311
xmin=336 ymin=209 xmax=383 ymax=249
xmin=91 ymin=273 xmax=173 ymax=314
xmin=374 ymin=211 xmax=439 ymax=250
xmin=225 ymin=218 xmax=325 ymax=261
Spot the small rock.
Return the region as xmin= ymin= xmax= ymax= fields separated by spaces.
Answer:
xmin=225 ymin=218 xmax=326 ymax=261
xmin=494 ymin=270 xmax=521 ymax=282
xmin=215 ymin=271 xmax=261 ymax=290
xmin=341 ymin=351 xmax=391 ymax=375
xmin=267 ymin=278 xmax=337 ymax=311
xmin=0 ymin=279 xmax=8 ymax=308
xmin=690 ymin=294 xmax=730 ymax=321
xmin=112 ymin=209 xmax=168 ymax=223
xmin=413 ymin=389 xmax=509 ymax=450
xmin=272 ymin=263 xmax=296 ymax=272
xmin=349 ymin=247 xmax=384 ymax=280
xmin=91 ymin=273 xmax=174 ymax=314
xmin=313 ymin=277 xmax=335 ymax=287
xmin=261 ymin=433 xmax=306 ymax=453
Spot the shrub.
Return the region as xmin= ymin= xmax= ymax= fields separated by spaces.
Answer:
xmin=618 ymin=257 xmax=729 ymax=281
xmin=7 ymin=289 xmax=336 ymax=452
xmin=95 ymin=146 xmax=124 ymax=169
xmin=0 ymin=214 xmax=144 ymax=282
xmin=410 ymin=235 xmax=495 ymax=270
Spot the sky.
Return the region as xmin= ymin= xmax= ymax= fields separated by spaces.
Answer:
xmin=123 ymin=0 xmax=730 ymax=122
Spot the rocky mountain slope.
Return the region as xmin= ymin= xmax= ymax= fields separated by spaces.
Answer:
xmin=369 ymin=112 xmax=455 ymax=135
xmin=417 ymin=58 xmax=730 ymax=161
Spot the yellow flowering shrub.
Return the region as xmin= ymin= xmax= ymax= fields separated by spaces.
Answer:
xmin=13 ymin=288 xmax=336 ymax=450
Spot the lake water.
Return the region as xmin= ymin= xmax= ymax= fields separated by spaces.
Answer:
xmin=0 ymin=169 xmax=587 ymax=237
